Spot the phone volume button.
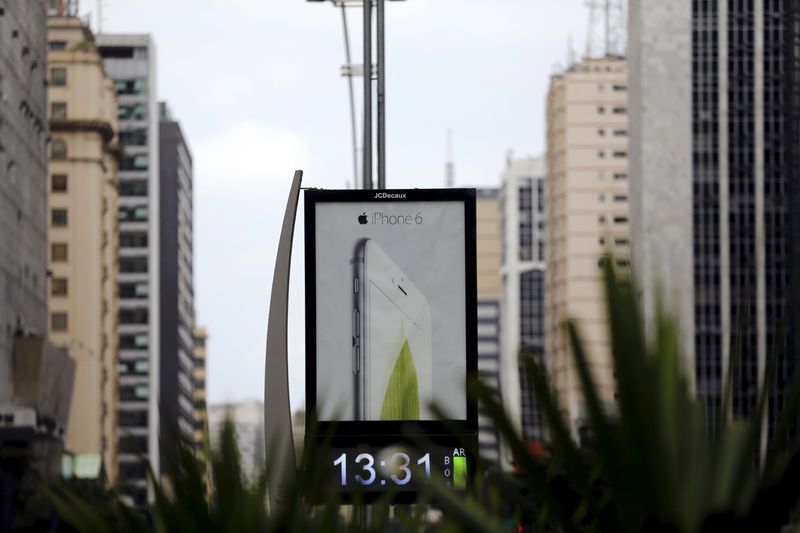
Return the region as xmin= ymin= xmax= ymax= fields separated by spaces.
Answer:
xmin=353 ymin=346 xmax=360 ymax=374
xmin=353 ymin=277 xmax=359 ymax=293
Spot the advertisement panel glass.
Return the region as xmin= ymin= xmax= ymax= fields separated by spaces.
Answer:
xmin=305 ymin=189 xmax=477 ymax=499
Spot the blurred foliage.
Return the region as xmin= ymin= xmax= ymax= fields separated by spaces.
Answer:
xmin=430 ymin=258 xmax=800 ymax=532
xmin=18 ymin=255 xmax=800 ymax=531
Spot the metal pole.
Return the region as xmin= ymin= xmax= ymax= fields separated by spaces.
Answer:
xmin=340 ymin=5 xmax=359 ymax=191
xmin=363 ymin=0 xmax=373 ymax=190
xmin=376 ymin=0 xmax=386 ymax=189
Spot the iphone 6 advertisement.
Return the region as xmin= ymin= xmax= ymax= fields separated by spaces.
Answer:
xmin=305 ymin=189 xmax=477 ymax=433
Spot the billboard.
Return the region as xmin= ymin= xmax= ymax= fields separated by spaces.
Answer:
xmin=304 ymin=188 xmax=477 ymax=499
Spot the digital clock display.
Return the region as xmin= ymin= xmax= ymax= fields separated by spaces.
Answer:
xmin=310 ymin=444 xmax=471 ymax=500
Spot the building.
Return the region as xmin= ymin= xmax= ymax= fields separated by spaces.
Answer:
xmin=97 ymin=33 xmax=159 ymax=507
xmin=500 ymin=156 xmax=547 ymax=466
xmin=0 ymin=0 xmax=75 ymax=481
xmin=545 ymin=55 xmax=629 ymax=439
xmin=0 ymin=0 xmax=49 ymax=404
xmin=158 ymin=102 xmax=195 ymax=470
xmin=475 ymin=187 xmax=502 ymax=465
xmin=629 ymin=1 xmax=800 ymax=447
xmin=208 ymin=401 xmax=265 ymax=482
xmin=192 ymin=327 xmax=208 ymax=453
xmin=46 ymin=13 xmax=120 ymax=484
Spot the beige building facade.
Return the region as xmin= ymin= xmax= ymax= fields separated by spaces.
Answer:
xmin=475 ymin=188 xmax=502 ymax=464
xmin=545 ymin=56 xmax=629 ymax=437
xmin=47 ymin=16 xmax=120 ymax=483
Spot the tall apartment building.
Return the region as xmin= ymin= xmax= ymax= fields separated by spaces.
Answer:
xmin=545 ymin=56 xmax=629 ymax=438
xmin=475 ymin=188 xmax=502 ymax=464
xmin=500 ymin=156 xmax=547 ymax=466
xmin=0 ymin=0 xmax=76 ymax=480
xmin=0 ymin=0 xmax=49 ymax=402
xmin=97 ymin=34 xmax=159 ymax=506
xmin=158 ymin=102 xmax=195 ymax=467
xmin=630 ymin=1 xmax=800 ymax=446
xmin=193 ymin=327 xmax=208 ymax=452
xmin=46 ymin=14 xmax=120 ymax=483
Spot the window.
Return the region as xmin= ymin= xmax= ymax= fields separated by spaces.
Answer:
xmin=597 ymin=106 xmax=605 ymax=114
xmin=120 ymin=282 xmax=149 ymax=298
xmin=598 ymin=150 xmax=606 ymax=158
xmin=51 ymin=243 xmax=68 ymax=262
xmin=51 ymin=139 xmax=67 ymax=159
xmin=117 ymin=103 xmax=146 ymax=121
xmin=613 ymin=216 xmax=628 ymax=224
xmin=612 ymin=107 xmax=627 ymax=114
xmin=50 ymin=67 xmax=66 ymax=86
xmin=120 ymin=307 xmax=148 ymax=324
xmin=51 ymin=208 xmax=68 ymax=227
xmin=51 ymin=312 xmax=68 ymax=331
xmin=51 ymin=102 xmax=67 ymax=120
xmin=120 ymin=334 xmax=149 ymax=350
xmin=51 ymin=174 xmax=67 ymax=192
xmin=98 ymin=46 xmax=134 ymax=59
xmin=613 ymin=128 xmax=628 ymax=136
xmin=598 ymin=215 xmax=606 ymax=224
xmin=613 ymin=84 xmax=627 ymax=91
xmin=114 ymin=78 xmax=147 ymax=96
xmin=598 ymin=193 xmax=606 ymax=203
xmin=599 ymin=237 xmax=606 ymax=246
xmin=51 ymin=278 xmax=68 ymax=296
xmin=118 ymin=205 xmax=149 ymax=221
xmin=613 ymin=194 xmax=628 ymax=202
xmin=119 ymin=410 xmax=148 ymax=426
xmin=119 ymin=129 xmax=147 ymax=146
xmin=598 ymin=128 xmax=605 ymax=136
xmin=614 ymin=173 xmax=628 ymax=180
xmin=120 ymin=154 xmax=148 ymax=171
xmin=613 ymin=151 xmax=628 ymax=158
xmin=48 ymin=41 xmax=67 ymax=50
xmin=615 ymin=238 xmax=630 ymax=246
xmin=120 ymin=232 xmax=148 ymax=248
xmin=119 ymin=180 xmax=148 ymax=196
xmin=120 ymin=256 xmax=148 ymax=273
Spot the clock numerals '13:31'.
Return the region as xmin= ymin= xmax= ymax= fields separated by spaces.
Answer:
xmin=333 ymin=452 xmax=431 ymax=486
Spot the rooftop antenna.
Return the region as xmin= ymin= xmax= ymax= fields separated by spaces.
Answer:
xmin=584 ymin=0 xmax=626 ymax=58
xmin=445 ymin=129 xmax=454 ymax=188
xmin=97 ymin=0 xmax=104 ymax=33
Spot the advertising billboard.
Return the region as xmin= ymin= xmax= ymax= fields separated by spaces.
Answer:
xmin=305 ymin=188 xmax=477 ymax=499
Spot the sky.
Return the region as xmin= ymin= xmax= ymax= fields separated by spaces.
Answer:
xmin=89 ymin=0 xmax=592 ymax=412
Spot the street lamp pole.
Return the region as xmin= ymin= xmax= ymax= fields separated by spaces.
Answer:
xmin=376 ymin=0 xmax=386 ymax=190
xmin=362 ymin=0 xmax=373 ymax=190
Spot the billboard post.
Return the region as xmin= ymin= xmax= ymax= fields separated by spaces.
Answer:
xmin=264 ymin=170 xmax=303 ymax=512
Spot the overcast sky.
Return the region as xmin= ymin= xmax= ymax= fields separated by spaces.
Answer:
xmin=90 ymin=0 xmax=591 ymax=412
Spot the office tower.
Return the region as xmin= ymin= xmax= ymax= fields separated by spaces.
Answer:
xmin=193 ymin=327 xmax=208 ymax=454
xmin=630 ymin=1 xmax=800 ymax=446
xmin=46 ymin=13 xmax=120 ymax=484
xmin=545 ymin=55 xmax=629 ymax=439
xmin=158 ymin=102 xmax=195 ymax=469
xmin=500 ymin=156 xmax=547 ymax=466
xmin=97 ymin=34 xmax=159 ymax=506
xmin=475 ymin=188 xmax=502 ymax=464
xmin=208 ymin=401 xmax=265 ymax=481
xmin=0 ymin=0 xmax=75 ymax=479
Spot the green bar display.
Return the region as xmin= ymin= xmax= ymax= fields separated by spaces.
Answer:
xmin=453 ymin=455 xmax=467 ymax=489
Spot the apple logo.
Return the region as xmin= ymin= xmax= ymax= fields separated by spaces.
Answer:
xmin=358 ymin=212 xmax=368 ymax=225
